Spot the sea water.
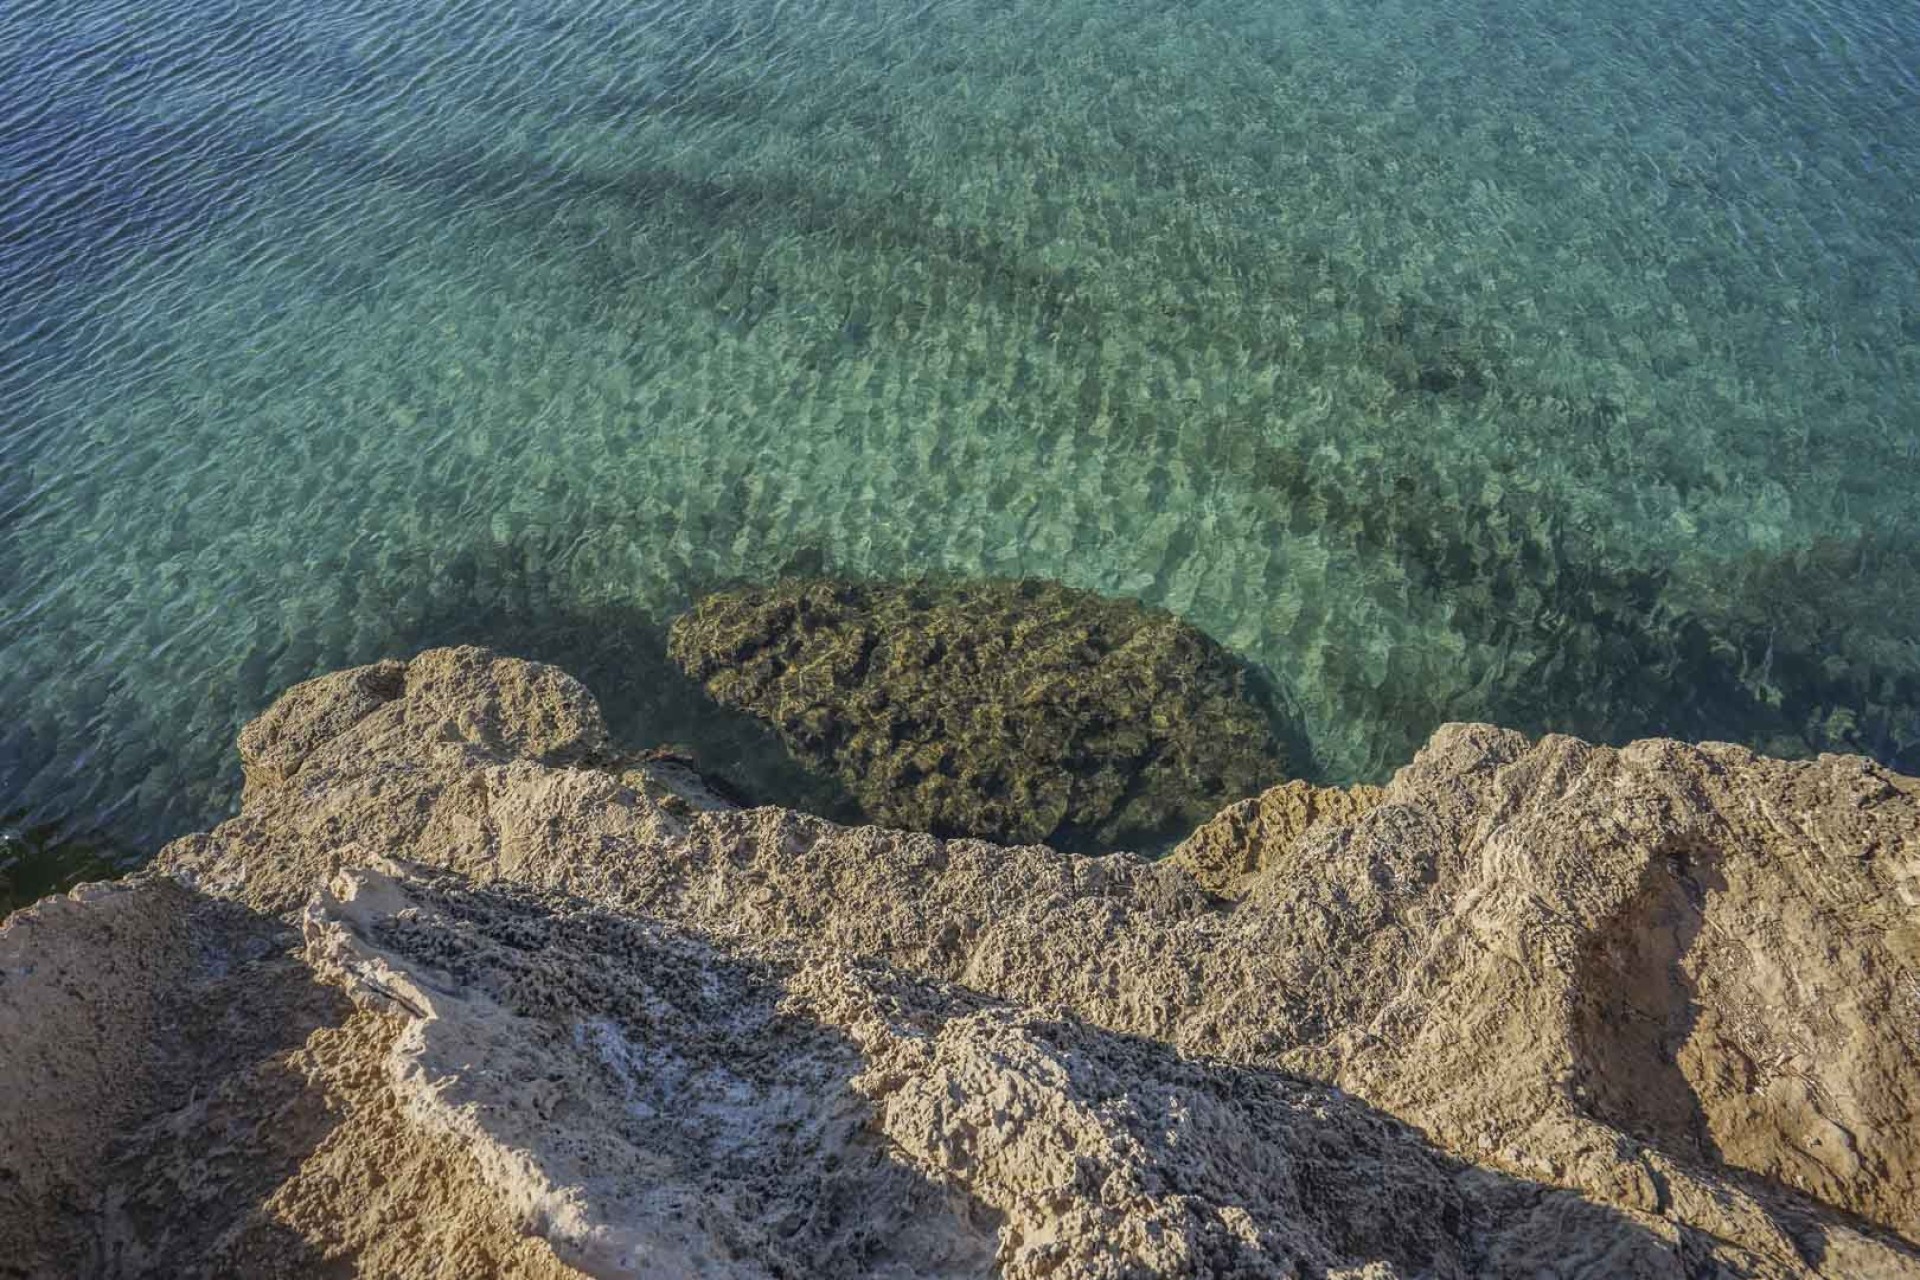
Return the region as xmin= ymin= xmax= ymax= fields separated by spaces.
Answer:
xmin=2 ymin=0 xmax=1916 ymax=895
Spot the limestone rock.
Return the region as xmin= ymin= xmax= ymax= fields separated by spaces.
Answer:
xmin=666 ymin=577 xmax=1288 ymax=849
xmin=0 ymin=879 xmax=200 ymax=1271
xmin=1167 ymin=778 xmax=1388 ymax=897
xmin=237 ymin=658 xmax=407 ymax=801
xmin=302 ymin=859 xmax=1765 ymax=1278
xmin=5 ymin=647 xmax=1919 ymax=1277
xmin=305 ymin=860 xmax=1000 ymax=1277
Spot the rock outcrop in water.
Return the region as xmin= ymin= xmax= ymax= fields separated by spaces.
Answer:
xmin=4 ymin=646 xmax=1920 ymax=1277
xmin=666 ymin=577 xmax=1288 ymax=849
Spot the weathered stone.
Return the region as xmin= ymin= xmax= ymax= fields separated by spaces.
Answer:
xmin=1168 ymin=778 xmax=1388 ymax=896
xmin=237 ymin=659 xmax=407 ymax=801
xmin=667 ymin=577 xmax=1288 ymax=849
xmin=4 ymin=648 xmax=1918 ymax=1277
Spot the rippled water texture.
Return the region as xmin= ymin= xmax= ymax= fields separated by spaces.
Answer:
xmin=3 ymin=0 xmax=1918 ymax=880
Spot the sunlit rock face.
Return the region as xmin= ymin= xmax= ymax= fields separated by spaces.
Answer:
xmin=3 ymin=647 xmax=1919 ymax=1278
xmin=668 ymin=577 xmax=1290 ymax=850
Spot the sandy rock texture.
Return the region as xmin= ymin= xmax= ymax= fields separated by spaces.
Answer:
xmin=4 ymin=645 xmax=1918 ymax=1278
xmin=1165 ymin=778 xmax=1388 ymax=897
xmin=667 ymin=577 xmax=1287 ymax=850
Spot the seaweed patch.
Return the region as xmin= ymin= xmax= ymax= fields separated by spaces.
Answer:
xmin=669 ymin=576 xmax=1290 ymax=851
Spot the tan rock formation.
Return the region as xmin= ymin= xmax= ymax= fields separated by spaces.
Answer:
xmin=1166 ymin=778 xmax=1388 ymax=897
xmin=4 ymin=646 xmax=1918 ymax=1277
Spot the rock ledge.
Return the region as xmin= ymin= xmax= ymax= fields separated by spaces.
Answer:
xmin=3 ymin=646 xmax=1918 ymax=1278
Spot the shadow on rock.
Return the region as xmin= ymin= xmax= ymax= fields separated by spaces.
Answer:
xmin=10 ymin=854 xmax=1858 ymax=1277
xmin=0 ymin=880 xmax=350 ymax=1276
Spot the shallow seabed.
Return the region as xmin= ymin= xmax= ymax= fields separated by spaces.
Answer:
xmin=2 ymin=0 xmax=1917 ymax=880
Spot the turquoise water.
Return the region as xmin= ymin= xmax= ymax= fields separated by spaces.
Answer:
xmin=3 ymin=0 xmax=1918 ymax=883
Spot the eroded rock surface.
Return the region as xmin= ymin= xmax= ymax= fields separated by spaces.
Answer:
xmin=666 ymin=577 xmax=1288 ymax=849
xmin=1167 ymin=778 xmax=1388 ymax=897
xmin=3 ymin=646 xmax=1918 ymax=1278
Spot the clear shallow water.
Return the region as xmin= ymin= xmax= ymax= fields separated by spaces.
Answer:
xmin=3 ymin=0 xmax=1918 ymax=882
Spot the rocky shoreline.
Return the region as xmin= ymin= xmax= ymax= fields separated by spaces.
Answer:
xmin=4 ymin=646 xmax=1918 ymax=1277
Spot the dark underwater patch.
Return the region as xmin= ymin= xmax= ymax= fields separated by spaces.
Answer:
xmin=1254 ymin=437 xmax=1920 ymax=774
xmin=0 ymin=810 xmax=135 ymax=917
xmin=667 ymin=575 xmax=1292 ymax=853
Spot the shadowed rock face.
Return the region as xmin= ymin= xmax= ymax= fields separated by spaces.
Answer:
xmin=4 ymin=646 xmax=1920 ymax=1278
xmin=667 ymin=577 xmax=1289 ymax=850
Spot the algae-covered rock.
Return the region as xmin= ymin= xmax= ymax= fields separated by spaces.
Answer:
xmin=666 ymin=577 xmax=1287 ymax=848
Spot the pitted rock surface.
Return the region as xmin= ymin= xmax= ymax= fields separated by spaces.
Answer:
xmin=3 ymin=646 xmax=1918 ymax=1277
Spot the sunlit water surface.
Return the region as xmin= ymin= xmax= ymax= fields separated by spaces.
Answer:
xmin=3 ymin=0 xmax=1917 ymax=897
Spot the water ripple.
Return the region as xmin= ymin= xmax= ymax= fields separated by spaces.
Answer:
xmin=0 ymin=0 xmax=1916 ymax=886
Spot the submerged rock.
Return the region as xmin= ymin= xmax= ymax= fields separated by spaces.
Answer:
xmin=0 ymin=812 xmax=136 ymax=918
xmin=4 ymin=646 xmax=1920 ymax=1277
xmin=666 ymin=577 xmax=1289 ymax=849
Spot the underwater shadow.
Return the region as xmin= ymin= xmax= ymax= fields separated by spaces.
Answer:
xmin=0 ymin=810 xmax=134 ymax=919
xmin=1254 ymin=437 xmax=1920 ymax=778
